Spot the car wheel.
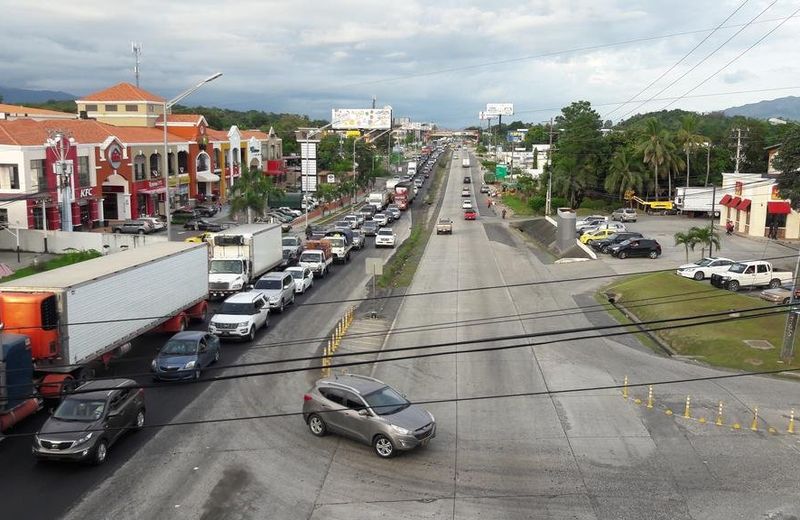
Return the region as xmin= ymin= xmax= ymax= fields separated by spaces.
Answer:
xmin=618 ymin=251 xmax=628 ymax=259
xmin=783 ymin=297 xmax=790 ymax=305
xmin=278 ymin=299 xmax=285 ymax=313
xmin=601 ymin=246 xmax=609 ymax=254
xmin=308 ymin=414 xmax=328 ymax=437
xmin=213 ymin=349 xmax=220 ymax=363
xmin=290 ymin=293 xmax=296 ymax=305
xmin=769 ymin=278 xmax=781 ymax=289
xmin=247 ymin=326 xmax=256 ymax=342
xmin=194 ymin=369 xmax=201 ymax=380
xmin=92 ymin=439 xmax=108 ymax=465
xmin=648 ymin=250 xmax=658 ymax=259
xmin=728 ymin=280 xmax=740 ymax=292
xmin=133 ymin=409 xmax=145 ymax=431
xmin=586 ymin=239 xmax=594 ymax=245
xmin=373 ymin=435 xmax=395 ymax=458
xmin=138 ymin=230 xmax=145 ymax=235
xmin=693 ymin=271 xmax=704 ymax=281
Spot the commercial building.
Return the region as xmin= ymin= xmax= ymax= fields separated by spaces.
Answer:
xmin=717 ymin=170 xmax=796 ymax=239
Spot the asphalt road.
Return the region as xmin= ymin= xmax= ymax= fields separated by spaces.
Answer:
xmin=0 ymin=180 xmax=420 ymax=520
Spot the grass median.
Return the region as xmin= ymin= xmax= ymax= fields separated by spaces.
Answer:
xmin=604 ymin=271 xmax=800 ymax=372
xmin=501 ymin=194 xmax=535 ymax=216
xmin=1 ymin=249 xmax=102 ymax=282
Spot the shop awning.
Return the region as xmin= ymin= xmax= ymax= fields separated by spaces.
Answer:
xmin=719 ymin=194 xmax=732 ymax=207
xmin=197 ymin=171 xmax=221 ymax=183
xmin=767 ymin=201 xmax=792 ymax=215
xmin=729 ymin=196 xmax=741 ymax=208
xmin=737 ymin=198 xmax=752 ymax=211
xmin=138 ymin=187 xmax=166 ymax=195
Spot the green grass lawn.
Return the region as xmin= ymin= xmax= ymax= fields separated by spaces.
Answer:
xmin=501 ymin=194 xmax=535 ymax=216
xmin=605 ymin=272 xmax=800 ymax=372
xmin=1 ymin=249 xmax=102 ymax=282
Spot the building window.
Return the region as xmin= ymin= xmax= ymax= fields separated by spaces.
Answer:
xmin=0 ymin=164 xmax=20 ymax=189
xmin=32 ymin=205 xmax=44 ymax=230
xmin=85 ymin=104 xmax=98 ymax=112
xmin=196 ymin=152 xmax=210 ymax=172
xmin=125 ymin=104 xmax=138 ymax=112
xmin=134 ymin=154 xmax=146 ymax=181
xmin=150 ymin=153 xmax=161 ymax=177
xmin=0 ymin=208 xmax=7 ymax=227
xmin=78 ymin=156 xmax=91 ymax=187
xmin=105 ymin=104 xmax=118 ymax=112
xmin=30 ymin=159 xmax=46 ymax=191
xmin=147 ymin=104 xmax=155 ymax=112
xmin=213 ymin=149 xmax=221 ymax=170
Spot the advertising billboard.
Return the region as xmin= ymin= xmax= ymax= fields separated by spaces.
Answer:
xmin=486 ymin=103 xmax=514 ymax=116
xmin=332 ymin=108 xmax=392 ymax=130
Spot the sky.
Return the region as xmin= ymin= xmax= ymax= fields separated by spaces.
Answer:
xmin=1 ymin=0 xmax=798 ymax=128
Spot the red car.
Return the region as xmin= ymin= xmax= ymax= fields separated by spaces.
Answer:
xmin=464 ymin=209 xmax=477 ymax=220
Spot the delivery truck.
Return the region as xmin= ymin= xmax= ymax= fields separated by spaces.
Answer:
xmin=368 ymin=191 xmax=391 ymax=211
xmin=299 ymin=240 xmax=333 ymax=277
xmin=208 ymin=223 xmax=282 ymax=298
xmin=674 ymin=186 xmax=730 ymax=217
xmin=0 ymin=242 xmax=210 ymax=432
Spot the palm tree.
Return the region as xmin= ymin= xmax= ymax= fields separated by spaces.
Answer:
xmin=676 ymin=115 xmax=708 ymax=188
xmin=689 ymin=225 xmax=721 ymax=258
xmin=228 ymin=167 xmax=284 ymax=224
xmin=673 ymin=230 xmax=698 ymax=263
xmin=637 ymin=118 xmax=674 ymax=200
xmin=605 ymin=148 xmax=645 ymax=201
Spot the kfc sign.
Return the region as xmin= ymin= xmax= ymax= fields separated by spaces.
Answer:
xmin=734 ymin=181 xmax=743 ymax=196
xmin=107 ymin=142 xmax=123 ymax=170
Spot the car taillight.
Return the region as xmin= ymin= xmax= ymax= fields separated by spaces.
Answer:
xmin=303 ymin=394 xmax=313 ymax=402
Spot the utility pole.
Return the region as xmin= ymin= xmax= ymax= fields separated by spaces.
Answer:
xmin=733 ymin=128 xmax=748 ymax=174
xmin=545 ymin=117 xmax=556 ymax=216
xmin=131 ymin=42 xmax=142 ymax=88
xmin=781 ymin=249 xmax=800 ymax=362
xmin=709 ymin=185 xmax=716 ymax=256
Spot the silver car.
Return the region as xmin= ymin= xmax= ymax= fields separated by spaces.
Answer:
xmin=302 ymin=374 xmax=436 ymax=458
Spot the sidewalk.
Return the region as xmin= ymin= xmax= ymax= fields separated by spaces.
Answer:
xmin=0 ymin=250 xmax=57 ymax=273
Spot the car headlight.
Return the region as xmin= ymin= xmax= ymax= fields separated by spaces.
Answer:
xmin=389 ymin=424 xmax=411 ymax=435
xmin=151 ymin=360 xmax=157 ymax=370
xmin=183 ymin=360 xmax=196 ymax=369
xmin=238 ymin=321 xmax=250 ymax=328
xmin=230 ymin=281 xmax=243 ymax=290
xmin=269 ymin=295 xmax=280 ymax=303
xmin=75 ymin=432 xmax=94 ymax=445
xmin=722 ymin=276 xmax=731 ymax=281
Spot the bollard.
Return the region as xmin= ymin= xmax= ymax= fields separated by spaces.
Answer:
xmin=789 ymin=409 xmax=795 ymax=434
xmin=715 ymin=401 xmax=724 ymax=426
xmin=622 ymin=376 xmax=628 ymax=400
xmin=683 ymin=395 xmax=691 ymax=419
xmin=750 ymin=407 xmax=759 ymax=432
xmin=646 ymin=385 xmax=654 ymax=409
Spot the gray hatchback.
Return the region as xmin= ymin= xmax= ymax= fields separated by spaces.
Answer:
xmin=302 ymin=374 xmax=436 ymax=458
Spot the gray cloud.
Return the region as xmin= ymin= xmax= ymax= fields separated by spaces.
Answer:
xmin=0 ymin=0 xmax=797 ymax=127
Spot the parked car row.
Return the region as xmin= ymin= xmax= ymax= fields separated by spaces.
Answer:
xmin=676 ymin=257 xmax=794 ymax=293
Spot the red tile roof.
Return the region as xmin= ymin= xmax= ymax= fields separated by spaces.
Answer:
xmin=155 ymin=114 xmax=205 ymax=124
xmin=241 ymin=129 xmax=268 ymax=139
xmin=206 ymin=128 xmax=229 ymax=141
xmin=0 ymin=119 xmax=187 ymax=146
xmin=80 ymin=82 xmax=165 ymax=103
xmin=0 ymin=103 xmax=76 ymax=118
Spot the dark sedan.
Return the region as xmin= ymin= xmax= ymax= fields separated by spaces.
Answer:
xmin=184 ymin=218 xmax=226 ymax=232
xmin=362 ymin=221 xmax=379 ymax=236
xmin=151 ymin=331 xmax=221 ymax=381
xmin=33 ymin=379 xmax=145 ymax=465
xmin=591 ymin=232 xmax=643 ymax=254
xmin=194 ymin=205 xmax=218 ymax=217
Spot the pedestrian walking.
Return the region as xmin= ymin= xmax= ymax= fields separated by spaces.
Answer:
xmin=501 ymin=209 xmax=507 ymax=219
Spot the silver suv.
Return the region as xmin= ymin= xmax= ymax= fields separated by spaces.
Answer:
xmin=611 ymin=208 xmax=638 ymax=222
xmin=302 ymin=374 xmax=436 ymax=458
xmin=253 ymin=272 xmax=296 ymax=313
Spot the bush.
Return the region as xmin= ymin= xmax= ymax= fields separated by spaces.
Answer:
xmin=484 ymin=173 xmax=496 ymax=184
xmin=529 ymin=196 xmax=546 ymax=212
xmin=552 ymin=197 xmax=568 ymax=209
xmin=579 ymin=198 xmax=609 ymax=211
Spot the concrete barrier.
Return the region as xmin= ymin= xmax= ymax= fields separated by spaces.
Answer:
xmin=0 ymin=228 xmax=167 ymax=255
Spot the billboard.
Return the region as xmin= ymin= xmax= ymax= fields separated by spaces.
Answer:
xmin=486 ymin=103 xmax=514 ymax=116
xmin=332 ymin=108 xmax=392 ymax=130
xmin=507 ymin=130 xmax=526 ymax=143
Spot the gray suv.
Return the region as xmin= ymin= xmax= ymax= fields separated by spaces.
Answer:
xmin=33 ymin=379 xmax=145 ymax=465
xmin=302 ymin=374 xmax=436 ymax=458
xmin=253 ymin=271 xmax=296 ymax=313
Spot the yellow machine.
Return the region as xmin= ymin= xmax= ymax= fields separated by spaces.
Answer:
xmin=624 ymin=190 xmax=674 ymax=212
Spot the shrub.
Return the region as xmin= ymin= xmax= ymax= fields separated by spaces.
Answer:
xmin=529 ymin=196 xmax=546 ymax=212
xmin=552 ymin=197 xmax=568 ymax=209
xmin=579 ymin=198 xmax=608 ymax=210
xmin=484 ymin=173 xmax=496 ymax=184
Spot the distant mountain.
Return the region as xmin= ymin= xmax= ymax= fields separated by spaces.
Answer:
xmin=723 ymin=96 xmax=800 ymax=121
xmin=0 ymin=85 xmax=76 ymax=104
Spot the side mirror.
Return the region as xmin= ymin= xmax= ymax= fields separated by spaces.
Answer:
xmin=246 ymin=284 xmax=254 ymax=291
xmin=199 ymin=345 xmax=208 ymax=353
xmin=358 ymin=409 xmax=370 ymax=417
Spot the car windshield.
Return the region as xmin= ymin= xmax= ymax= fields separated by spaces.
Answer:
xmin=288 ymin=270 xmax=303 ymax=279
xmin=299 ymin=252 xmax=320 ymax=262
xmin=363 ymin=386 xmax=409 ymax=415
xmin=282 ymin=250 xmax=293 ymax=259
xmin=160 ymin=339 xmax=198 ymax=356
xmin=210 ymin=260 xmax=243 ymax=274
xmin=695 ymin=258 xmax=714 ymax=267
xmin=728 ymin=263 xmax=748 ymax=274
xmin=327 ymin=238 xmax=344 ymax=247
xmin=53 ymin=398 xmax=107 ymax=422
xmin=378 ymin=229 xmax=393 ymax=236
xmin=218 ymin=302 xmax=256 ymax=315
xmin=254 ymin=278 xmax=282 ymax=290
xmin=282 ymin=238 xmax=297 ymax=246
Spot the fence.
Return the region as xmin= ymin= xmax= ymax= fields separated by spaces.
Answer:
xmin=0 ymin=228 xmax=168 ymax=255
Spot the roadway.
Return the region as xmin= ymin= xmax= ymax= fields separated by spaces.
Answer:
xmin=0 ymin=184 xmax=419 ymax=520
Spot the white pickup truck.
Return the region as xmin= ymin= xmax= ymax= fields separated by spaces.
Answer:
xmin=709 ymin=260 xmax=794 ymax=292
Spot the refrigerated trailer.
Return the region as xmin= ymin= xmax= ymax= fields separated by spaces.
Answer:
xmin=208 ymin=223 xmax=283 ymax=298
xmin=0 ymin=242 xmax=210 ymax=432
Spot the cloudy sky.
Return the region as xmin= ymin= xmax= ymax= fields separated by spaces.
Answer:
xmin=1 ymin=0 xmax=798 ymax=127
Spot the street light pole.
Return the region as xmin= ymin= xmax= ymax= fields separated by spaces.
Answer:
xmin=163 ymin=72 xmax=222 ymax=239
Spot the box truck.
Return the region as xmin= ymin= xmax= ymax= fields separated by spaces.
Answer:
xmin=208 ymin=223 xmax=283 ymax=298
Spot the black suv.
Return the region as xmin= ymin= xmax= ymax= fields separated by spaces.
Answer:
xmin=463 ymin=176 xmax=471 ymax=184
xmin=609 ymin=238 xmax=661 ymax=259
xmin=33 ymin=379 xmax=145 ymax=465
xmin=592 ymin=232 xmax=644 ymax=254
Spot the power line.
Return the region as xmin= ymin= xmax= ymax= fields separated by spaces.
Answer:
xmin=603 ymin=0 xmax=751 ymax=120
xmin=616 ymin=1 xmax=778 ymax=121
xmin=661 ymin=6 xmax=800 ymax=111
xmin=4 ymin=310 xmax=797 ymax=440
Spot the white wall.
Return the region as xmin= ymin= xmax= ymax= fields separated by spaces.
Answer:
xmin=0 ymin=229 xmax=167 ymax=254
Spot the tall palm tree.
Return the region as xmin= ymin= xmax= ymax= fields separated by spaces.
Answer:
xmin=676 ymin=115 xmax=708 ymax=188
xmin=638 ymin=118 xmax=674 ymax=200
xmin=689 ymin=225 xmax=721 ymax=258
xmin=673 ymin=230 xmax=698 ymax=263
xmin=228 ymin=167 xmax=284 ymax=224
xmin=605 ymin=148 xmax=645 ymax=201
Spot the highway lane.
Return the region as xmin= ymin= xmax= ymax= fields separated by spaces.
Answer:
xmin=52 ymin=170 xmax=433 ymax=520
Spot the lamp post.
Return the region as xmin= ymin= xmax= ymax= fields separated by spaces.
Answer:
xmin=163 ymin=72 xmax=223 ymax=239
xmin=45 ymin=131 xmax=76 ymax=232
